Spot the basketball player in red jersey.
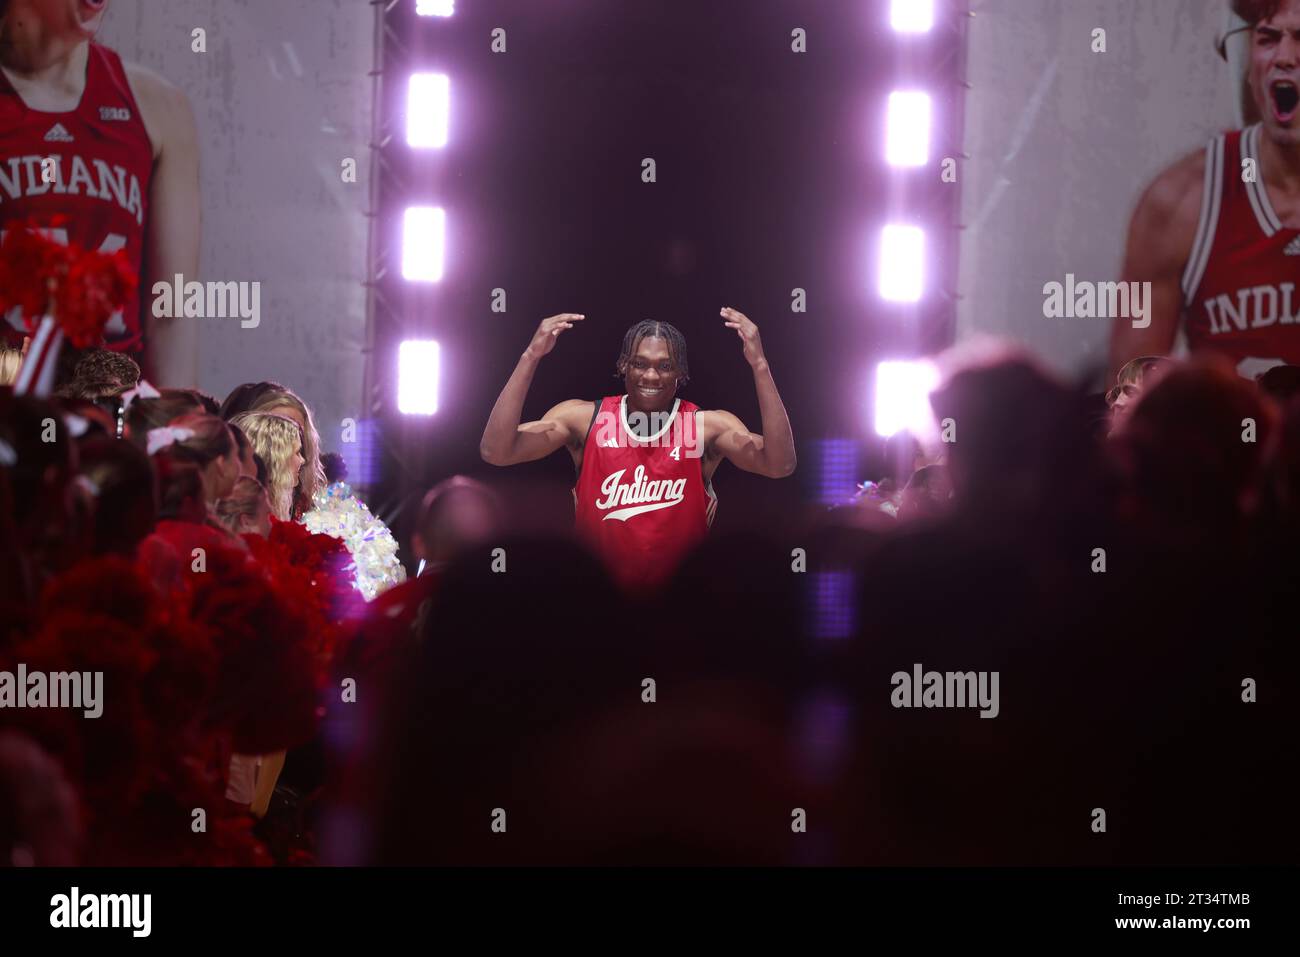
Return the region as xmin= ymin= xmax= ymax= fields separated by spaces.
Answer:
xmin=1109 ymin=0 xmax=1300 ymax=383
xmin=480 ymin=308 xmax=797 ymax=591
xmin=0 ymin=0 xmax=199 ymax=385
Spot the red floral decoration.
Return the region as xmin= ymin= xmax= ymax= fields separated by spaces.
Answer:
xmin=172 ymin=538 xmax=324 ymax=755
xmin=247 ymin=516 xmax=362 ymax=666
xmin=5 ymin=514 xmax=363 ymax=863
xmin=2 ymin=556 xmax=266 ymax=865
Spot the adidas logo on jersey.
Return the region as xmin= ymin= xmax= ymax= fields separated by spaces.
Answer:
xmin=43 ymin=123 xmax=74 ymax=142
xmin=1285 ymin=235 xmax=1300 ymax=256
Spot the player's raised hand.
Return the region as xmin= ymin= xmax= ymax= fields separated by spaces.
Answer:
xmin=526 ymin=313 xmax=585 ymax=360
xmin=721 ymin=306 xmax=765 ymax=367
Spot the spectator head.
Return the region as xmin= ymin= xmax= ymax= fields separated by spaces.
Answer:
xmin=74 ymin=436 xmax=157 ymax=556
xmin=219 ymin=381 xmax=285 ymax=421
xmin=190 ymin=390 xmax=221 ymax=416
xmin=1106 ymin=355 xmax=1172 ymax=434
xmin=929 ymin=353 xmax=1081 ymax=516
xmin=413 ymin=476 xmax=504 ymax=567
xmin=148 ymin=413 xmax=239 ymax=505
xmin=152 ymin=455 xmax=207 ymax=523
xmin=1114 ymin=356 xmax=1277 ymax=529
xmin=1256 ymin=364 xmax=1300 ymax=403
xmin=321 ymin=451 xmax=347 ymax=486
xmin=0 ymin=346 xmax=21 ymax=388
xmin=69 ymin=349 xmax=141 ymax=392
xmin=223 ymin=384 xmax=325 ymax=518
xmin=124 ymin=391 xmax=205 ymax=449
xmin=214 ymin=476 xmax=273 ymax=538
xmin=251 ymin=389 xmax=326 ymax=516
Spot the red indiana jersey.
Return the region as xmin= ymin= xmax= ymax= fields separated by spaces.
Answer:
xmin=1182 ymin=124 xmax=1300 ymax=377
xmin=572 ymin=394 xmax=717 ymax=591
xmin=0 ymin=42 xmax=153 ymax=353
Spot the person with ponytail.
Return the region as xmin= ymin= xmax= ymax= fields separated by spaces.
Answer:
xmin=137 ymin=413 xmax=244 ymax=593
xmin=148 ymin=412 xmax=241 ymax=508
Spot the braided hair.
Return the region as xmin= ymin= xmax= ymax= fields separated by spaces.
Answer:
xmin=614 ymin=320 xmax=690 ymax=389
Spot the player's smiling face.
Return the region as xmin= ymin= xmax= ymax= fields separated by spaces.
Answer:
xmin=1250 ymin=0 xmax=1300 ymax=145
xmin=623 ymin=337 xmax=681 ymax=414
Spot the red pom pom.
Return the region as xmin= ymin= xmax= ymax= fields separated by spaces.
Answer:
xmin=0 ymin=218 xmax=137 ymax=347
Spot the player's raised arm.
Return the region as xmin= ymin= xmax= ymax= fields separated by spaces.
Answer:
xmin=128 ymin=63 xmax=201 ymax=387
xmin=1106 ymin=149 xmax=1203 ymax=385
xmin=713 ymin=306 xmax=796 ymax=479
xmin=479 ymin=313 xmax=585 ymax=466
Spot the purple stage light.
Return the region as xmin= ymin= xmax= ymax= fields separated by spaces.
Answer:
xmin=891 ymin=0 xmax=934 ymax=33
xmin=886 ymin=91 xmax=931 ymax=167
xmin=415 ymin=0 xmax=454 ymax=17
xmin=401 ymin=206 xmax=445 ymax=282
xmin=874 ymin=359 xmax=938 ymax=438
xmin=398 ymin=340 xmax=440 ymax=415
xmin=878 ymin=224 xmax=925 ymax=302
xmin=407 ymin=73 xmax=449 ymax=148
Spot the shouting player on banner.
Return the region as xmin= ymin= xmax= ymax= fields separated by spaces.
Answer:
xmin=0 ymin=0 xmax=200 ymax=385
xmin=480 ymin=309 xmax=797 ymax=591
xmin=1109 ymin=0 xmax=1300 ymax=383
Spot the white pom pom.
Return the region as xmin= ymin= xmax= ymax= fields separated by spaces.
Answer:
xmin=300 ymin=482 xmax=407 ymax=601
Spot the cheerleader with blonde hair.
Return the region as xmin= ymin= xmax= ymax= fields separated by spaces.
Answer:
xmin=220 ymin=383 xmax=325 ymax=520
xmin=228 ymin=412 xmax=305 ymax=522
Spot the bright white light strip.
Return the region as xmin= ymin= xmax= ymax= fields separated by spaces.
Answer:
xmin=891 ymin=0 xmax=934 ymax=33
xmin=874 ymin=360 xmax=939 ymax=438
xmin=398 ymin=340 xmax=440 ymax=415
xmin=407 ymin=73 xmax=450 ymax=148
xmin=878 ymin=225 xmax=924 ymax=302
xmin=402 ymin=206 xmax=445 ymax=282
xmin=415 ymin=0 xmax=455 ymax=17
xmin=886 ymin=91 xmax=931 ymax=167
